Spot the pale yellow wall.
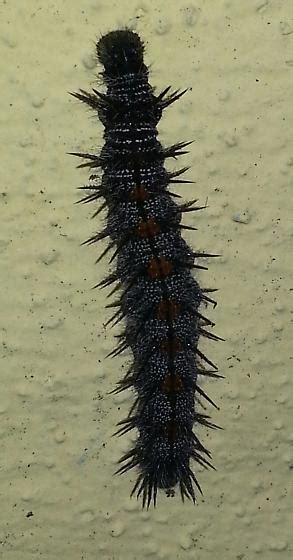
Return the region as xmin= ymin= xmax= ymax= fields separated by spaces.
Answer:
xmin=1 ymin=1 xmax=292 ymax=559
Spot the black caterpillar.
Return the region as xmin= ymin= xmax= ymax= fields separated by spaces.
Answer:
xmin=70 ymin=29 xmax=222 ymax=508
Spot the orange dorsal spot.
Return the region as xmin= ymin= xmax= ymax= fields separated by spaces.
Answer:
xmin=165 ymin=421 xmax=177 ymax=441
xmin=161 ymin=373 xmax=183 ymax=393
xmin=157 ymin=299 xmax=180 ymax=320
xmin=147 ymin=257 xmax=173 ymax=279
xmin=128 ymin=184 xmax=149 ymax=202
xmin=160 ymin=337 xmax=182 ymax=354
xmin=136 ymin=218 xmax=160 ymax=238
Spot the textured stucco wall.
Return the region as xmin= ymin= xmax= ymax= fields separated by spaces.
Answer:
xmin=1 ymin=1 xmax=292 ymax=559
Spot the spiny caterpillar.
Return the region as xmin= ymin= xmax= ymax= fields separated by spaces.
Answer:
xmin=70 ymin=29 xmax=223 ymax=508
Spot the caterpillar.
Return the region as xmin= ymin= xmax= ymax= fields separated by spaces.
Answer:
xmin=70 ymin=29 xmax=222 ymax=508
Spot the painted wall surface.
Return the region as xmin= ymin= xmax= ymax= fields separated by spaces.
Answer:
xmin=1 ymin=1 xmax=292 ymax=559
